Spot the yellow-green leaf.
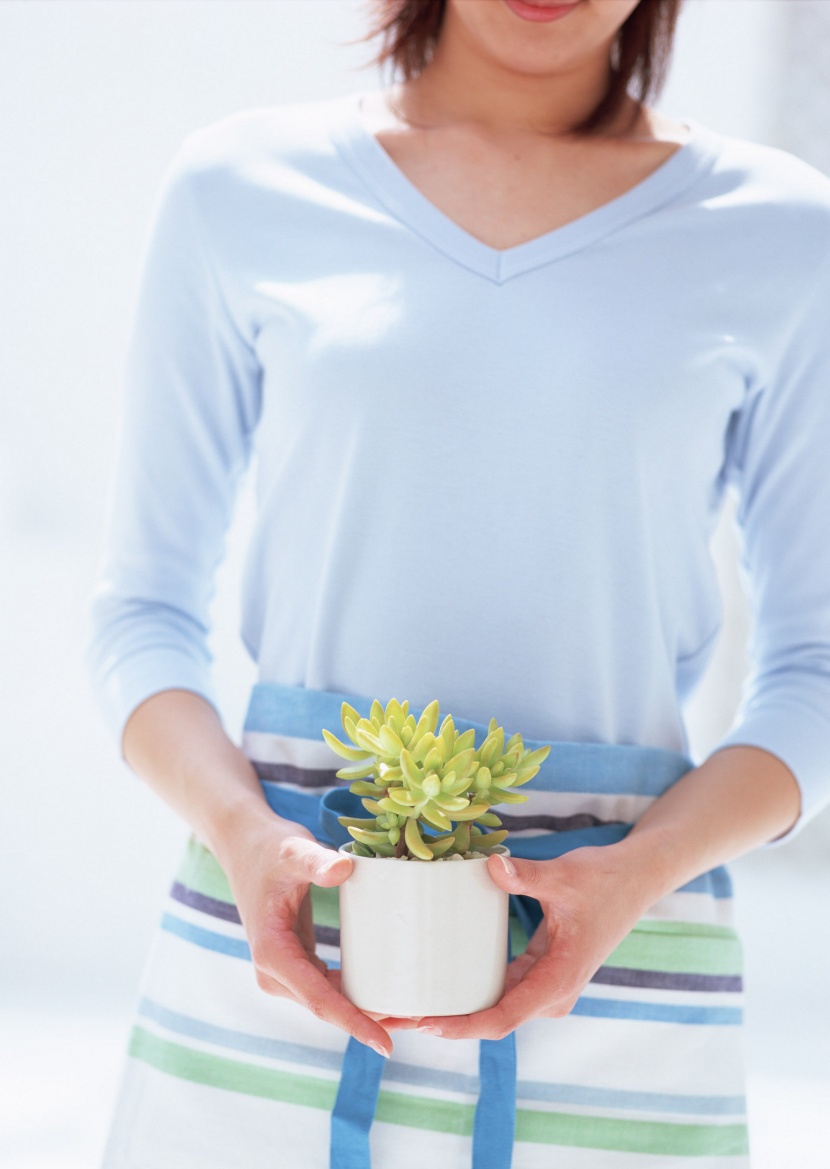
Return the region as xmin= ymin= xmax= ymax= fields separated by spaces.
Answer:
xmin=405 ymin=817 xmax=433 ymax=860
xmin=322 ymin=727 xmax=371 ymax=762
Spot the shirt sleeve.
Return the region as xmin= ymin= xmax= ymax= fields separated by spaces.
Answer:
xmin=87 ymin=138 xmax=262 ymax=750
xmin=712 ymin=252 xmax=830 ymax=846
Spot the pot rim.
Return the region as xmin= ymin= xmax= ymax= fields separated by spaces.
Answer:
xmin=338 ymin=841 xmax=510 ymax=860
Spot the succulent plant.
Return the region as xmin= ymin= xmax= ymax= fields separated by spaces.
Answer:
xmin=322 ymin=698 xmax=551 ymax=860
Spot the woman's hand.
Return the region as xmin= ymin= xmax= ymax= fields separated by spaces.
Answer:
xmin=220 ymin=815 xmax=412 ymax=1056
xmin=414 ymin=845 xmax=658 ymax=1041
xmin=122 ymin=692 xmax=414 ymax=1054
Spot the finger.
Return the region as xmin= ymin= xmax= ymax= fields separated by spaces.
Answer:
xmin=502 ymin=950 xmax=539 ymax=993
xmin=279 ymin=836 xmax=353 ymax=888
xmin=416 ymin=1002 xmax=519 ymax=1041
xmin=486 ymin=852 xmax=546 ymax=895
xmin=417 ymin=945 xmax=572 ymax=1040
xmin=375 ymin=1017 xmax=423 ymax=1031
xmin=254 ymin=966 xmax=294 ymax=998
xmin=258 ymin=927 xmax=394 ymax=1055
xmin=256 ymin=953 xmax=337 ymax=991
xmin=295 ymin=888 xmax=318 ymax=955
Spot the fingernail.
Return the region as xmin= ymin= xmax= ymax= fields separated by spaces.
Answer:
xmin=496 ymin=854 xmax=516 ymax=878
xmin=368 ymin=1041 xmax=390 ymax=1058
xmin=417 ymin=1025 xmax=442 ymax=1036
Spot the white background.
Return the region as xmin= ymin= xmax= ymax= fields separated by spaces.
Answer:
xmin=1 ymin=2 xmax=829 ymax=1166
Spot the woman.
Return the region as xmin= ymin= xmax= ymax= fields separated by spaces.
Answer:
xmin=89 ymin=1 xmax=830 ymax=1166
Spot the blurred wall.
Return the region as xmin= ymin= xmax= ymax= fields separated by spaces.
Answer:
xmin=1 ymin=3 xmax=828 ymax=1087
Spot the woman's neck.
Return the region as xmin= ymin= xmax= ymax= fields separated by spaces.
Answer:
xmin=389 ymin=2 xmax=628 ymax=140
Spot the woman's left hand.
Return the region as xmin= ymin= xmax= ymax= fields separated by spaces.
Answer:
xmin=414 ymin=843 xmax=662 ymax=1041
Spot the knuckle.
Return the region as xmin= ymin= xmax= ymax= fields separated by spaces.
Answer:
xmin=254 ymin=967 xmax=274 ymax=993
xmin=277 ymin=836 xmax=304 ymax=866
xmin=304 ymin=996 xmax=327 ymax=1021
xmin=278 ymin=836 xmax=319 ymax=880
xmin=487 ymin=1013 xmax=514 ymax=1041
xmin=250 ymin=938 xmax=280 ymax=975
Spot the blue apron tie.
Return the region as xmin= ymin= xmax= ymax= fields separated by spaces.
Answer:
xmin=330 ymin=1039 xmax=387 ymax=1169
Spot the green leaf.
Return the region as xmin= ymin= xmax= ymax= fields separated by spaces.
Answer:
xmin=385 ymin=698 xmax=407 ymax=734
xmin=488 ymin=787 xmax=529 ymax=805
xmin=504 ymin=770 xmax=536 ymax=788
xmin=439 ymin=715 xmax=455 ymax=760
xmin=470 ymin=830 xmax=509 ymax=851
xmin=479 ymin=728 xmax=504 ymax=769
xmin=322 ymin=727 xmax=371 ymax=762
xmin=379 ymin=724 xmax=404 ymax=756
xmin=433 ymin=795 xmax=470 ymax=814
xmin=427 ymin=835 xmax=456 ymax=858
xmin=520 ymin=745 xmax=552 ymax=769
xmin=370 ymin=699 xmax=385 ymax=727
xmin=452 ymin=728 xmax=476 ymax=754
xmin=445 ymin=746 xmax=476 ymax=778
xmin=341 ymin=701 xmax=361 ymax=729
xmin=420 ymin=805 xmax=452 ymax=832
xmin=335 ymin=761 xmax=378 ymax=781
xmin=453 ymin=821 xmax=471 ymax=853
xmin=337 ymin=816 xmax=378 ymax=829
xmin=410 ymin=730 xmax=435 ymax=764
xmin=386 ymin=787 xmax=416 ymax=807
xmin=413 ymin=700 xmax=440 ymax=742
xmin=422 ymin=775 xmax=441 ymax=799
xmin=474 ymin=766 xmax=492 ymax=792
xmin=450 ymin=800 xmax=491 ymax=821
xmin=354 ymin=727 xmax=385 ymax=755
xmin=424 ymin=739 xmax=445 ymax=772
xmin=348 ymin=827 xmax=394 ymax=846
xmin=474 ymin=812 xmax=502 ymax=827
xmin=351 ymin=841 xmax=374 ymax=858
xmin=441 ymin=772 xmax=472 ymax=797
xmin=349 ymin=780 xmax=385 ymax=796
xmin=405 ymin=817 xmax=433 ymax=860
xmin=400 ymin=748 xmax=422 ymax=787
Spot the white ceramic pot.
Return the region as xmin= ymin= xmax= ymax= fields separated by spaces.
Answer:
xmin=337 ymin=842 xmax=510 ymax=1018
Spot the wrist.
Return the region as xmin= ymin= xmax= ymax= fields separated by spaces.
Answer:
xmin=201 ymin=788 xmax=296 ymax=873
xmin=609 ymin=824 xmax=690 ymax=910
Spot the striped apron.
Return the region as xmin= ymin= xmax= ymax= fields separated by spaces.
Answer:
xmin=102 ymin=683 xmax=750 ymax=1168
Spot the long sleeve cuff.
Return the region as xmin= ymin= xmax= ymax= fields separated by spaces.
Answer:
xmin=90 ymin=641 xmax=218 ymax=754
xmin=712 ymin=694 xmax=830 ymax=848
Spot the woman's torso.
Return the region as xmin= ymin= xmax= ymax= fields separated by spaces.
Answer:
xmin=173 ymin=89 xmax=828 ymax=751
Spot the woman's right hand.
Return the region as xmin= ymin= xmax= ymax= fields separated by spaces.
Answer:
xmin=219 ymin=815 xmax=399 ymax=1057
xmin=121 ymin=692 xmax=406 ymax=1054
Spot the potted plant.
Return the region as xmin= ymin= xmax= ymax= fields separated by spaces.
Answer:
xmin=321 ymin=697 xmax=550 ymax=1018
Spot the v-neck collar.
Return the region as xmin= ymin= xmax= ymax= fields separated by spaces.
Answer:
xmin=329 ymin=88 xmax=721 ymax=285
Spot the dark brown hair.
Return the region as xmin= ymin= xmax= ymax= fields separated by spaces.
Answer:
xmin=355 ymin=0 xmax=684 ymax=134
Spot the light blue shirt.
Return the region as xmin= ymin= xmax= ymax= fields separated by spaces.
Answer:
xmin=88 ymin=89 xmax=830 ymax=843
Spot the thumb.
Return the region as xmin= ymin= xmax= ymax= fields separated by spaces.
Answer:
xmin=487 ymin=851 xmax=542 ymax=894
xmin=280 ymin=836 xmax=353 ymax=887
xmin=312 ymin=847 xmax=354 ymax=887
